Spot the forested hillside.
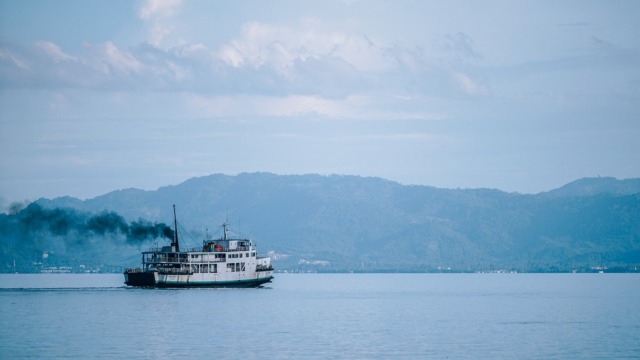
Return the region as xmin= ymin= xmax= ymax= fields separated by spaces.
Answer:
xmin=2 ymin=173 xmax=639 ymax=273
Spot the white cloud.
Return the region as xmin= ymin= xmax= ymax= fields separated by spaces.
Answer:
xmin=218 ymin=44 xmax=245 ymax=68
xmin=217 ymin=20 xmax=394 ymax=73
xmin=0 ymin=48 xmax=29 ymax=70
xmin=138 ymin=0 xmax=183 ymax=20
xmin=188 ymin=93 xmax=444 ymax=121
xmin=86 ymin=41 xmax=143 ymax=74
xmin=147 ymin=23 xmax=175 ymax=47
xmin=189 ymin=94 xmax=352 ymax=118
xmin=138 ymin=0 xmax=183 ymax=47
xmin=218 ymin=22 xmax=304 ymax=72
xmin=330 ymin=33 xmax=394 ymax=72
xmin=35 ymin=41 xmax=77 ymax=62
xmin=453 ymin=72 xmax=488 ymax=97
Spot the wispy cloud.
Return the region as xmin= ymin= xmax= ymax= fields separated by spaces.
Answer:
xmin=35 ymin=41 xmax=77 ymax=63
xmin=138 ymin=0 xmax=183 ymax=20
xmin=188 ymin=93 xmax=445 ymax=121
xmin=0 ymin=48 xmax=29 ymax=70
xmin=138 ymin=0 xmax=183 ymax=46
xmin=86 ymin=41 xmax=143 ymax=74
xmin=452 ymin=72 xmax=489 ymax=97
xmin=189 ymin=94 xmax=364 ymax=118
xmin=217 ymin=20 xmax=395 ymax=73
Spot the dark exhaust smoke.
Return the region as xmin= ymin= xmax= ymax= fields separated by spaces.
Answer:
xmin=14 ymin=203 xmax=174 ymax=243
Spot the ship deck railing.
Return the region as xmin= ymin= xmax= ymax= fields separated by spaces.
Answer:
xmin=144 ymin=246 xmax=252 ymax=253
xmin=143 ymin=257 xmax=227 ymax=265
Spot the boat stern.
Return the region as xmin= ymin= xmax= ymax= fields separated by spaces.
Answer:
xmin=124 ymin=268 xmax=157 ymax=287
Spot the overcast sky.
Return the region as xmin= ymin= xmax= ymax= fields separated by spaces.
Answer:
xmin=1 ymin=0 xmax=639 ymax=203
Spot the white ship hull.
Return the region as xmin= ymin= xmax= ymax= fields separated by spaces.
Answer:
xmin=153 ymin=271 xmax=273 ymax=287
xmin=125 ymin=271 xmax=273 ymax=288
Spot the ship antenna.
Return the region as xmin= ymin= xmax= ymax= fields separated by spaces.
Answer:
xmin=172 ymin=204 xmax=180 ymax=252
xmin=223 ymin=211 xmax=229 ymax=240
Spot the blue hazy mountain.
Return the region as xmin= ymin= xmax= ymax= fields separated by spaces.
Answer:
xmin=3 ymin=173 xmax=639 ymax=272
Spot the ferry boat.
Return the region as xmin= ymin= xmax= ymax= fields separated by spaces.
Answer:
xmin=124 ymin=206 xmax=274 ymax=287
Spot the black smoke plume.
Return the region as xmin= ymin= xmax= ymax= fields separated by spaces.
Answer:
xmin=13 ymin=203 xmax=174 ymax=243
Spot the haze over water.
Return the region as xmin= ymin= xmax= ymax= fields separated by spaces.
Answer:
xmin=1 ymin=273 xmax=638 ymax=359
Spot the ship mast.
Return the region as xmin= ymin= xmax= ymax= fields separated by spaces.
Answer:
xmin=172 ymin=204 xmax=180 ymax=252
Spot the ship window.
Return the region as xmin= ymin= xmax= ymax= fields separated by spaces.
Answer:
xmin=191 ymin=264 xmax=198 ymax=273
xmin=200 ymin=264 xmax=208 ymax=273
xmin=227 ymin=263 xmax=235 ymax=272
xmin=210 ymin=264 xmax=217 ymax=273
xmin=252 ymin=252 xmax=256 ymax=257
xmin=241 ymin=262 xmax=245 ymax=271
xmin=235 ymin=263 xmax=240 ymax=272
xmin=240 ymin=253 xmax=243 ymax=258
xmin=246 ymin=253 xmax=249 ymax=257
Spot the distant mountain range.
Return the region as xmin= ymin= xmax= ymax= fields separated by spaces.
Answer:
xmin=2 ymin=173 xmax=639 ymax=273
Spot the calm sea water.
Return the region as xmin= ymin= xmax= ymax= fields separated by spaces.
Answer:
xmin=1 ymin=273 xmax=639 ymax=359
